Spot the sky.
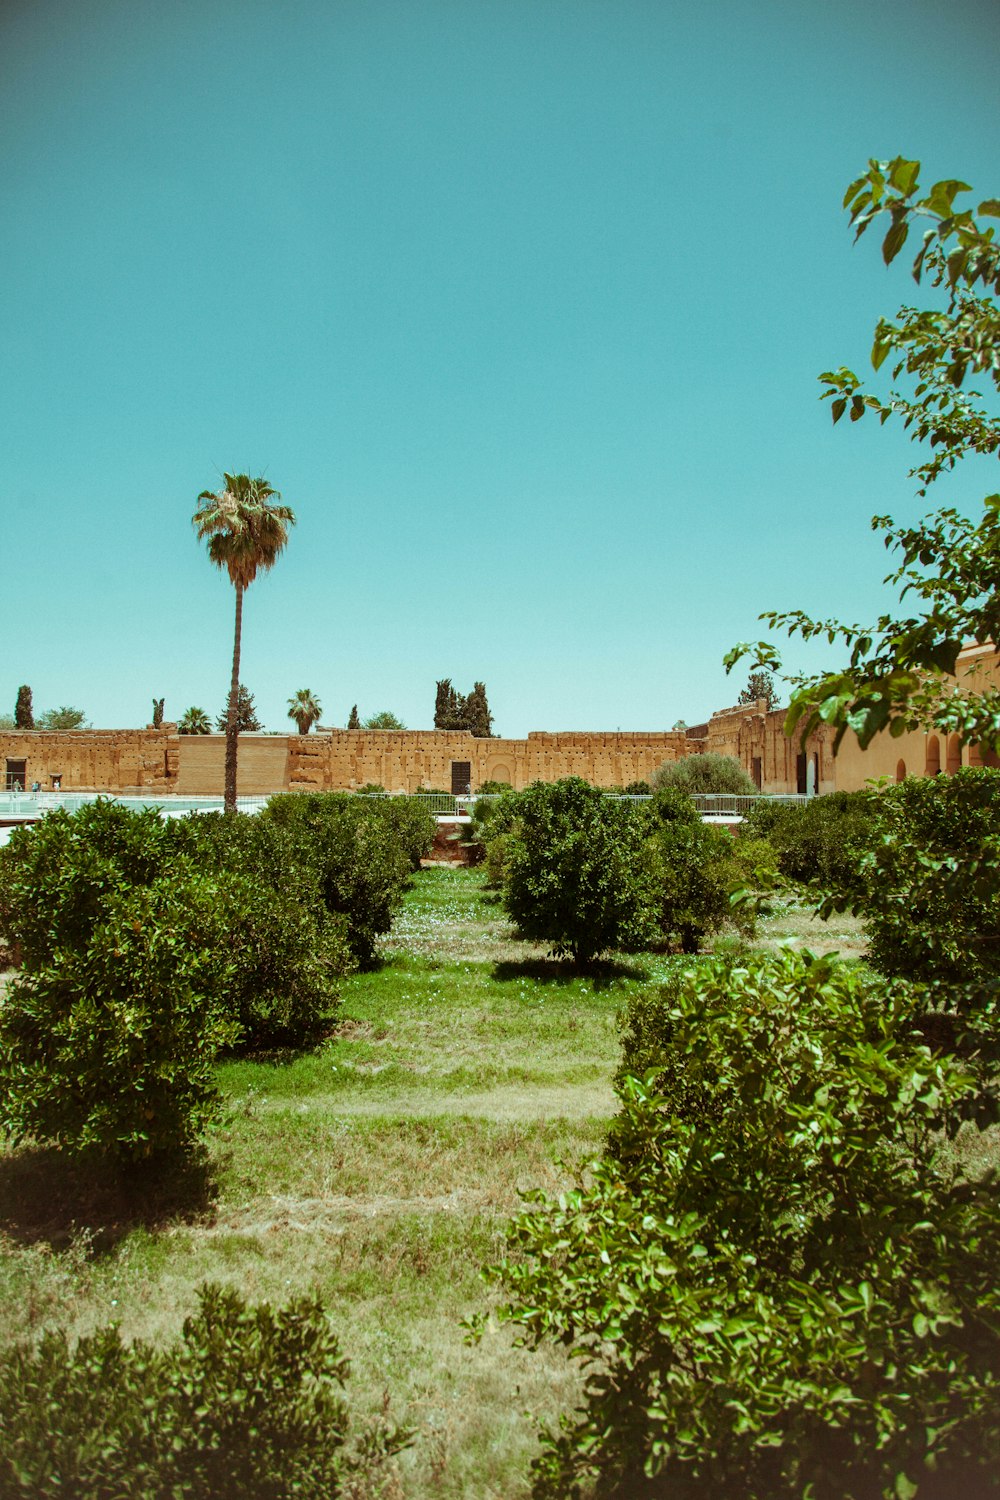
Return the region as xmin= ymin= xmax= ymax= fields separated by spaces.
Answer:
xmin=2 ymin=0 xmax=999 ymax=736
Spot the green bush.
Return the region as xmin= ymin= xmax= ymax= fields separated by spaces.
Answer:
xmin=263 ymin=794 xmax=410 ymax=966
xmin=502 ymin=779 xmax=656 ymax=963
xmin=170 ymin=812 xmax=351 ymax=1048
xmin=492 ymin=949 xmax=1000 ymax=1498
xmin=851 ymin=769 xmax=1000 ymax=996
xmin=0 ymin=1283 xmax=410 ymax=1498
xmin=0 ymin=877 xmax=235 ymax=1161
xmin=641 ymin=788 xmax=758 ymax=952
xmin=643 ymin=788 xmax=722 ymax=951
xmin=364 ymin=795 xmax=436 ymax=871
xmin=208 ymin=875 xmax=348 ymax=1050
xmin=0 ymin=800 xmax=176 ymax=969
xmin=651 ymin=752 xmax=756 ymax=795
xmin=742 ymin=790 xmax=873 ymax=890
xmin=170 ymin=810 xmax=325 ymax=913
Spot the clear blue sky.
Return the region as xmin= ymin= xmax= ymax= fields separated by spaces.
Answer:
xmin=3 ymin=0 xmax=999 ymax=735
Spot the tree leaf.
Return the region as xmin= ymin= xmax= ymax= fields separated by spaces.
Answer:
xmin=882 ymin=219 xmax=909 ymax=266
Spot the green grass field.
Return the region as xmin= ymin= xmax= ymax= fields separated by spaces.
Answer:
xmin=0 ymin=866 xmax=867 ymax=1497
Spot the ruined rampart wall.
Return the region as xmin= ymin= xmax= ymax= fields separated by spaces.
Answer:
xmin=704 ymin=702 xmax=833 ymax=795
xmin=286 ymin=728 xmax=690 ymax=794
xmin=0 ymin=729 xmax=176 ymax=793
xmin=2 ymin=726 xmax=692 ymax=796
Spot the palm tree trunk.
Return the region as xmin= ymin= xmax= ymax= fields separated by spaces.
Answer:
xmin=224 ymin=582 xmax=243 ymax=813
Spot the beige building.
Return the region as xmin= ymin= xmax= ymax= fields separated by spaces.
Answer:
xmin=2 ymin=644 xmax=995 ymax=798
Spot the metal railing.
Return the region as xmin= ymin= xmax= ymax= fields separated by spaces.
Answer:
xmin=0 ymin=790 xmax=269 ymax=820
xmin=690 ymin=793 xmax=808 ymax=815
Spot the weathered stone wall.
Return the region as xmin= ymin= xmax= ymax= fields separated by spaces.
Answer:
xmin=703 ymin=702 xmax=834 ymax=795
xmin=286 ymin=728 xmax=690 ymax=794
xmin=0 ymin=728 xmax=176 ymax=793
xmin=2 ymin=726 xmax=692 ymax=796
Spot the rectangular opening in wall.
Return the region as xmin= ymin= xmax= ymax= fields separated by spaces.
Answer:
xmin=4 ymin=759 xmax=26 ymax=791
xmin=450 ymin=760 xmax=471 ymax=795
xmin=751 ymin=756 xmax=762 ymax=790
xmin=796 ymin=753 xmax=807 ymax=795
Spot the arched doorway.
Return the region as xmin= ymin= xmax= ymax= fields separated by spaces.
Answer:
xmin=946 ymin=734 xmax=962 ymax=774
xmin=925 ymin=736 xmax=941 ymax=776
xmin=895 ymin=759 xmax=906 ymax=782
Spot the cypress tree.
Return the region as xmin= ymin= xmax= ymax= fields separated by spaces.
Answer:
xmin=347 ymin=704 xmax=361 ymax=729
xmin=14 ymin=686 xmax=33 ymax=730
xmin=464 ymin=681 xmax=495 ymax=738
xmin=434 ymin=679 xmax=453 ymax=729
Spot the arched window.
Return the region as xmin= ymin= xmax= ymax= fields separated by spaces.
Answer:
xmin=895 ymin=759 xmax=906 ymax=782
xmin=946 ymin=734 xmax=962 ymax=774
xmin=925 ymin=736 xmax=941 ymax=776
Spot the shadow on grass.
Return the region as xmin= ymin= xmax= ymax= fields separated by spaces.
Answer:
xmin=492 ymin=957 xmax=652 ymax=990
xmin=0 ymin=1144 xmax=219 ymax=1255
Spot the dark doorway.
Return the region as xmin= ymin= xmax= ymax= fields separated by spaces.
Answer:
xmin=796 ymin=753 xmax=807 ymax=795
xmin=5 ymin=759 xmax=26 ymax=791
xmin=751 ymin=756 xmax=762 ymax=790
xmin=451 ymin=760 xmax=471 ymax=796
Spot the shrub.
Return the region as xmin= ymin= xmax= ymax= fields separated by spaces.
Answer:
xmin=851 ymin=768 xmax=1000 ymax=996
xmin=365 ymin=795 xmax=436 ymax=871
xmin=652 ymin=752 xmax=756 ymax=795
xmin=263 ymin=794 xmax=410 ymax=965
xmin=640 ymin=788 xmax=759 ymax=952
xmin=491 ymin=949 xmax=1000 ymax=1498
xmin=502 ymin=778 xmax=657 ymax=963
xmin=742 ymin=789 xmax=873 ymax=891
xmin=0 ymin=800 xmax=176 ymax=969
xmin=0 ymin=1283 xmax=410 ymax=1498
xmin=207 ymin=874 xmax=348 ymax=1050
xmin=0 ymin=877 xmax=235 ymax=1161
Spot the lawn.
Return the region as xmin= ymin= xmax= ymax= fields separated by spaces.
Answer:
xmin=0 ymin=865 xmax=867 ymax=1497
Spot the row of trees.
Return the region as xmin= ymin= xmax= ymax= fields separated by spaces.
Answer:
xmin=433 ymin=678 xmax=494 ymax=736
xmin=0 ymin=687 xmax=87 ymax=731
xmin=0 ymin=793 xmax=436 ymax=1163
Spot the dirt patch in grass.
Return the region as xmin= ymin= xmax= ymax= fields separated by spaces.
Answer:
xmin=757 ymin=895 xmax=868 ymax=959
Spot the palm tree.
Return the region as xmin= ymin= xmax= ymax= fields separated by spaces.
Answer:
xmin=287 ymin=688 xmax=322 ymax=734
xmin=178 ymin=706 xmax=211 ymax=735
xmin=192 ymin=474 xmax=295 ymax=810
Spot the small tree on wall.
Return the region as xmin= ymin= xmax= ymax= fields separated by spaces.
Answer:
xmin=434 ymin=679 xmax=463 ymax=729
xmin=287 ymin=689 xmax=322 ymax=734
xmin=347 ymin=704 xmax=361 ymax=729
xmin=737 ymin=670 xmax=781 ymax=710
xmin=215 ymin=685 xmax=262 ymax=733
xmin=363 ymin=710 xmax=405 ymax=730
xmin=151 ymin=697 xmax=165 ymax=728
xmin=178 ymin=707 xmax=211 ymax=735
xmin=14 ymin=686 xmax=33 ymax=730
xmin=464 ymin=682 xmax=495 ymax=738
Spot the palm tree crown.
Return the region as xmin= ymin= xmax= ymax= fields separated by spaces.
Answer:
xmin=192 ymin=474 xmax=295 ymax=589
xmin=287 ymin=688 xmax=322 ymax=734
xmin=178 ymin=706 xmax=211 ymax=735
